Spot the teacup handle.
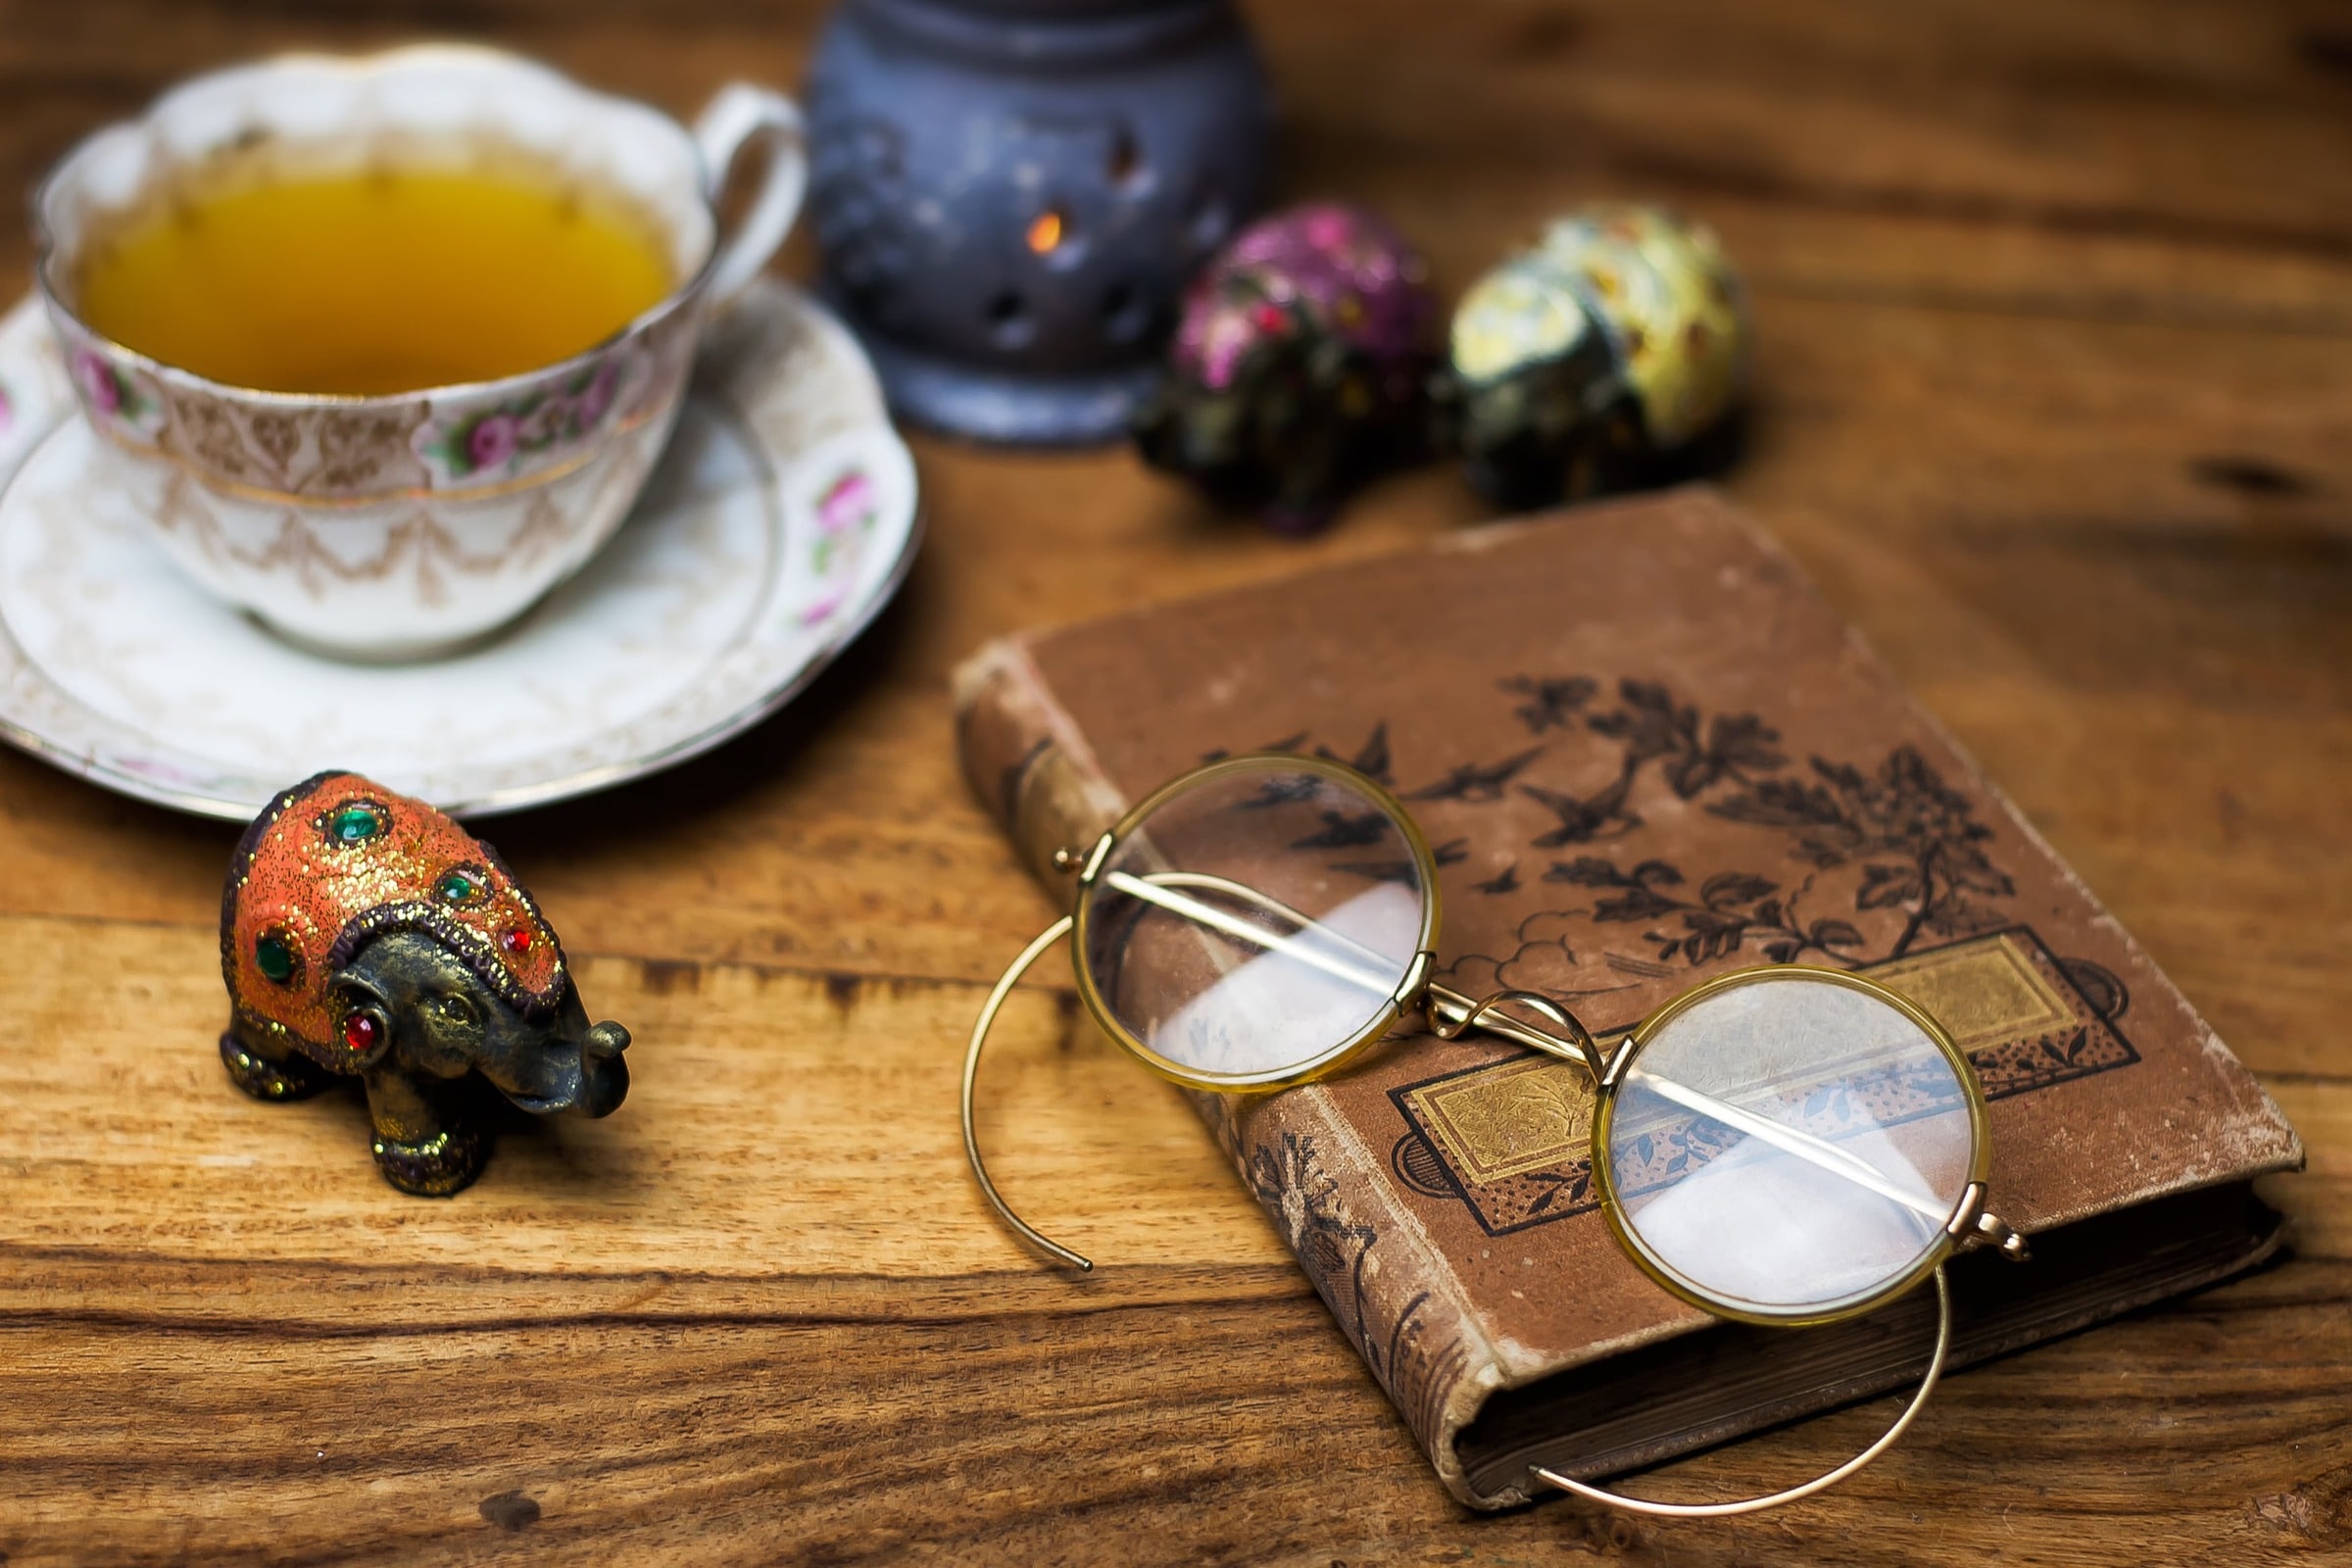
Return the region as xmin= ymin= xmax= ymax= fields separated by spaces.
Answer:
xmin=692 ymin=83 xmax=808 ymax=311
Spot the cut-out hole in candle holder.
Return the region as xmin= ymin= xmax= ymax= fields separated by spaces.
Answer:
xmin=1102 ymin=281 xmax=1150 ymax=343
xmin=1107 ymin=130 xmax=1148 ymax=191
xmin=987 ymin=290 xmax=1034 ymax=349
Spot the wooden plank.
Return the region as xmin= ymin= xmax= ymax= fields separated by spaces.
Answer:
xmin=2 ymin=1263 xmax=2345 ymax=1566
xmin=0 ymin=915 xmax=1285 ymax=1280
xmin=2267 ymin=1078 xmax=2350 ymax=1257
xmin=0 ymin=912 xmax=2341 ymax=1280
xmin=1 ymin=907 xmax=2344 ymax=1561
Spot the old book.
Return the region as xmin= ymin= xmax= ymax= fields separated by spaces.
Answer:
xmin=951 ymin=487 xmax=2303 ymax=1509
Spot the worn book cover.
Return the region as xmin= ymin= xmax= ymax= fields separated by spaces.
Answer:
xmin=952 ymin=487 xmax=2303 ymax=1508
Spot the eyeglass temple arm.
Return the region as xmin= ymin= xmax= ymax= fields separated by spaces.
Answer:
xmin=1540 ymin=1265 xmax=1955 ymax=1517
xmin=960 ymin=914 xmax=1094 ymax=1272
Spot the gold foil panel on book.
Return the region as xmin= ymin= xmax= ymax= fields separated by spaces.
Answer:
xmin=1388 ymin=928 xmax=2138 ymax=1237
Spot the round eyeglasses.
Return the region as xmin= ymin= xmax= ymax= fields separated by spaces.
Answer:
xmin=962 ymin=753 xmax=2030 ymax=1516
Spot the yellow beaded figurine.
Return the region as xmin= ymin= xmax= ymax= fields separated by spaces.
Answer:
xmin=1439 ymin=205 xmax=1749 ymax=507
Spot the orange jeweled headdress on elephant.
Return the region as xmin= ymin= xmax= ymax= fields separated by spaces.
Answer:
xmin=220 ymin=771 xmax=567 ymax=1064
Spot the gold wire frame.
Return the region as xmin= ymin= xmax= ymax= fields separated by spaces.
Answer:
xmin=1538 ymin=1266 xmax=1956 ymax=1519
xmin=960 ymin=751 xmax=2028 ymax=1514
xmin=1589 ymin=963 xmax=1995 ymax=1328
xmin=1067 ymin=753 xmax=1443 ymax=1095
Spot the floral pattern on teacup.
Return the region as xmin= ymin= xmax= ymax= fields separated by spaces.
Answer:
xmin=68 ymin=345 xmax=165 ymax=440
xmin=414 ymin=349 xmax=647 ymax=486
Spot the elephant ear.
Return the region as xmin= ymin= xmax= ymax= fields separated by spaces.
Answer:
xmin=223 ymin=769 xmax=379 ymax=1060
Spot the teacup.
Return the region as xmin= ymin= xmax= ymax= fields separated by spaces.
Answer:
xmin=32 ymin=45 xmax=806 ymax=660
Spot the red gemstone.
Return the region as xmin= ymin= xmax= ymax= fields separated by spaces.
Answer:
xmin=1251 ymin=303 xmax=1288 ymax=334
xmin=342 ymin=1012 xmax=379 ymax=1054
xmin=501 ymin=927 xmax=533 ymax=956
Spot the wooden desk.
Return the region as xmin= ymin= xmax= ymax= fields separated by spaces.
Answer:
xmin=2 ymin=2 xmax=2346 ymax=1561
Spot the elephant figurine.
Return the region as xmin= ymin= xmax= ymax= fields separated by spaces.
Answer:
xmin=1132 ymin=202 xmax=1435 ymax=533
xmin=1434 ymin=204 xmax=1750 ymax=509
xmin=218 ymin=770 xmax=630 ymax=1196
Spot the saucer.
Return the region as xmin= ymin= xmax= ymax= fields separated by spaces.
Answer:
xmin=0 ymin=280 xmax=919 ymax=819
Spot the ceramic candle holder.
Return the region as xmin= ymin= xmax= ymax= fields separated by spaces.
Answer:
xmin=805 ymin=0 xmax=1274 ymax=445
xmin=33 ymin=46 xmax=807 ymax=661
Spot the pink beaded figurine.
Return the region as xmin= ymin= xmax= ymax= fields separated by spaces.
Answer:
xmin=1133 ymin=202 xmax=1436 ymax=533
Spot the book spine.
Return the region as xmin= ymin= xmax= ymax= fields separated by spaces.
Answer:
xmin=954 ymin=638 xmax=1521 ymax=1508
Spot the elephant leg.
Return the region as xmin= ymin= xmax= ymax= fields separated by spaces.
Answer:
xmin=1261 ymin=413 xmax=1348 ymax=533
xmin=363 ymin=1068 xmax=486 ymax=1198
xmin=219 ymin=1019 xmax=337 ymax=1102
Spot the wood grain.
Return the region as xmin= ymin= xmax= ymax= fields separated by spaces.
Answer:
xmin=0 ymin=0 xmax=2348 ymax=1561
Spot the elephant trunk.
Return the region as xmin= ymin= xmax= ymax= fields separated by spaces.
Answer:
xmin=568 ymin=1020 xmax=631 ymax=1119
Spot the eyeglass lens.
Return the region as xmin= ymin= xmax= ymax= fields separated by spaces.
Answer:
xmin=1077 ymin=760 xmax=1430 ymax=1079
xmin=1607 ymin=976 xmax=1976 ymax=1317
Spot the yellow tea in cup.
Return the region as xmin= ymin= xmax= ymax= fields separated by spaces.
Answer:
xmin=74 ymin=163 xmax=674 ymax=396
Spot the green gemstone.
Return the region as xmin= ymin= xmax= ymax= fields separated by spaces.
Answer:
xmin=436 ymin=870 xmax=479 ymax=905
xmin=330 ymin=804 xmax=384 ymax=844
xmin=254 ymin=934 xmax=296 ymax=984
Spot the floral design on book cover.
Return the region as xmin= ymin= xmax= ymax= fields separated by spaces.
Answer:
xmin=1191 ymin=674 xmax=2143 ymax=1242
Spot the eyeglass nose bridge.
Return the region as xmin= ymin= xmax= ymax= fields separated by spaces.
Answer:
xmin=1425 ymin=981 xmax=1615 ymax=1081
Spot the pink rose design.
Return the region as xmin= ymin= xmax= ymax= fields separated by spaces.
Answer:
xmin=0 ymin=383 xmax=13 ymax=436
xmin=817 ymin=471 xmax=874 ymax=536
xmin=574 ymin=362 xmax=619 ymax=431
xmin=72 ymin=350 xmax=121 ymax=416
xmin=466 ymin=413 xmax=522 ymax=472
